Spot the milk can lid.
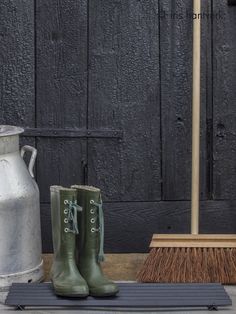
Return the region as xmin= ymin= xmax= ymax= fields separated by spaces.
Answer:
xmin=0 ymin=125 xmax=24 ymax=137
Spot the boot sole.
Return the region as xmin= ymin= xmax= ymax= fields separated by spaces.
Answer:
xmin=90 ymin=292 xmax=119 ymax=297
xmin=55 ymin=292 xmax=89 ymax=298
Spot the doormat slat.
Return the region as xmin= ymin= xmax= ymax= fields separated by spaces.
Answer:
xmin=5 ymin=283 xmax=232 ymax=310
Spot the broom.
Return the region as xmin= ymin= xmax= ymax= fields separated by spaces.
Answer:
xmin=138 ymin=0 xmax=236 ymax=284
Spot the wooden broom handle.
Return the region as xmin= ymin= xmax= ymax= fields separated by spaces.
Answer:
xmin=191 ymin=0 xmax=201 ymax=235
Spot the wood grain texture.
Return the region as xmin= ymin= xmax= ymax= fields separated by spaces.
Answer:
xmin=0 ymin=0 xmax=36 ymax=173
xmin=87 ymin=0 xmax=161 ymax=202
xmin=41 ymin=200 xmax=236 ymax=253
xmin=37 ymin=137 xmax=87 ymax=203
xmin=0 ymin=0 xmax=35 ymax=126
xmin=213 ymin=0 xmax=236 ymax=199
xmin=36 ymin=0 xmax=88 ymax=202
xmin=43 ymin=253 xmax=147 ymax=281
xmin=160 ymin=0 xmax=211 ymax=200
xmin=36 ymin=0 xmax=87 ymax=128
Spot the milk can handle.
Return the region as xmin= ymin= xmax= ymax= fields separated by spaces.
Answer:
xmin=21 ymin=145 xmax=37 ymax=178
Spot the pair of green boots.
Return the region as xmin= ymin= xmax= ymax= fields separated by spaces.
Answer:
xmin=50 ymin=185 xmax=119 ymax=297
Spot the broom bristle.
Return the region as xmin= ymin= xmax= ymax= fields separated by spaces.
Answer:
xmin=137 ymin=247 xmax=236 ymax=284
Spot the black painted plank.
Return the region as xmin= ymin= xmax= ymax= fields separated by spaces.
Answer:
xmin=161 ymin=0 xmax=211 ymax=200
xmin=0 ymin=0 xmax=35 ymax=127
xmin=36 ymin=0 xmax=88 ymax=203
xmin=6 ymin=283 xmax=231 ymax=308
xmin=213 ymin=1 xmax=236 ymax=199
xmin=36 ymin=0 xmax=87 ymax=128
xmin=41 ymin=200 xmax=236 ymax=253
xmin=0 ymin=1 xmax=37 ymax=174
xmin=36 ymin=138 xmax=87 ymax=204
xmin=87 ymin=0 xmax=161 ymax=202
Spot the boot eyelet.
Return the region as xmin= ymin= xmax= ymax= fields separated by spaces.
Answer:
xmin=64 ymin=200 xmax=69 ymax=205
xmin=90 ymin=218 xmax=95 ymax=223
xmin=90 ymin=200 xmax=94 ymax=204
xmin=91 ymin=228 xmax=96 ymax=233
xmin=64 ymin=218 xmax=68 ymax=223
xmin=64 ymin=228 xmax=69 ymax=233
xmin=64 ymin=209 xmax=68 ymax=214
xmin=90 ymin=209 xmax=95 ymax=214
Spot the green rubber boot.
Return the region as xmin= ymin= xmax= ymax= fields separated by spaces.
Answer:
xmin=50 ymin=186 xmax=89 ymax=297
xmin=72 ymin=185 xmax=119 ymax=297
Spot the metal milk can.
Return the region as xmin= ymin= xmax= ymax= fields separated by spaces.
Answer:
xmin=0 ymin=125 xmax=43 ymax=291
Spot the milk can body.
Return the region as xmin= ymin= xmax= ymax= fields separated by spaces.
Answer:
xmin=0 ymin=126 xmax=43 ymax=291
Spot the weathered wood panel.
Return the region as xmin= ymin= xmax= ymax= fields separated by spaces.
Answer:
xmin=37 ymin=138 xmax=87 ymax=203
xmin=41 ymin=200 xmax=236 ymax=253
xmin=0 ymin=0 xmax=35 ymax=127
xmin=0 ymin=0 xmax=36 ymax=166
xmin=87 ymin=0 xmax=161 ymax=202
xmin=36 ymin=0 xmax=88 ymax=203
xmin=213 ymin=1 xmax=236 ymax=199
xmin=36 ymin=0 xmax=87 ymax=128
xmin=161 ymin=0 xmax=212 ymax=200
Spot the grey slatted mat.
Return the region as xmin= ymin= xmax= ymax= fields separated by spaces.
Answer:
xmin=5 ymin=283 xmax=232 ymax=310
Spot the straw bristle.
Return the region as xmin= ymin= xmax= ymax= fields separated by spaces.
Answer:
xmin=137 ymin=247 xmax=236 ymax=284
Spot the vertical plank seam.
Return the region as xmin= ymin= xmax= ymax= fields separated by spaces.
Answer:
xmin=85 ymin=0 xmax=90 ymax=185
xmin=159 ymin=0 xmax=163 ymax=201
xmin=34 ymin=0 xmax=38 ymax=181
xmin=206 ymin=0 xmax=211 ymax=200
xmin=210 ymin=0 xmax=214 ymax=199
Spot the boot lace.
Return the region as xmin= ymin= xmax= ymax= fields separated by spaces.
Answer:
xmin=64 ymin=200 xmax=82 ymax=234
xmin=90 ymin=197 xmax=105 ymax=262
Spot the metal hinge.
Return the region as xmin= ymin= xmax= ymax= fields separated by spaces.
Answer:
xmin=24 ymin=128 xmax=123 ymax=139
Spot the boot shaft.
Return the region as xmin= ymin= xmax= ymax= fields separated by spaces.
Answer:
xmin=50 ymin=186 xmax=81 ymax=258
xmin=72 ymin=185 xmax=104 ymax=261
xmin=50 ymin=186 xmax=89 ymax=297
xmin=72 ymin=185 xmax=118 ymax=297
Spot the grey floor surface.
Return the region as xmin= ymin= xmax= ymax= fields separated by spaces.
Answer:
xmin=0 ymin=286 xmax=235 ymax=314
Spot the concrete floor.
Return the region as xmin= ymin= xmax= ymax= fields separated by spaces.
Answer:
xmin=0 ymin=286 xmax=235 ymax=314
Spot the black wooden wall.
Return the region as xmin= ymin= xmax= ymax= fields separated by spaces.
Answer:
xmin=0 ymin=0 xmax=236 ymax=253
